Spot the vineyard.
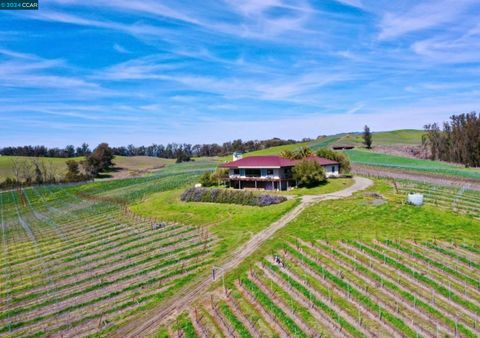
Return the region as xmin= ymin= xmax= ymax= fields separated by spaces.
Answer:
xmin=176 ymin=238 xmax=480 ymax=338
xmin=0 ymin=165 xmax=216 ymax=337
xmin=346 ymin=150 xmax=480 ymax=181
xmin=397 ymin=180 xmax=480 ymax=220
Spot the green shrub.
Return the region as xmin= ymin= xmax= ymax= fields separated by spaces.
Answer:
xmin=200 ymin=168 xmax=228 ymax=187
xmin=292 ymin=159 xmax=326 ymax=187
xmin=316 ymin=148 xmax=351 ymax=174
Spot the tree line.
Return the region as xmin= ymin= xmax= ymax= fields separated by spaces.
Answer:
xmin=0 ymin=138 xmax=303 ymax=160
xmin=0 ymin=143 xmax=91 ymax=158
xmin=1 ymin=143 xmax=114 ymax=189
xmin=423 ymin=112 xmax=480 ymax=167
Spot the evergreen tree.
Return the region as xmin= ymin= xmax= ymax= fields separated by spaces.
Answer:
xmin=363 ymin=125 xmax=372 ymax=149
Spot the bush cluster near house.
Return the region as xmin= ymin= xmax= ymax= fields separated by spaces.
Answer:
xmin=199 ymin=168 xmax=228 ymax=187
xmin=292 ymin=159 xmax=327 ymax=187
xmin=181 ymin=187 xmax=287 ymax=206
xmin=316 ymin=147 xmax=351 ymax=173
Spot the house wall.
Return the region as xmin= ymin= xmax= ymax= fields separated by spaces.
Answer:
xmin=324 ymin=164 xmax=340 ymax=177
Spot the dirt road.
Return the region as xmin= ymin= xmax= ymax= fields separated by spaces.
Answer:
xmin=113 ymin=176 xmax=373 ymax=338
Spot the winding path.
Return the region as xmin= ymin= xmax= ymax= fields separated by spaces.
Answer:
xmin=113 ymin=176 xmax=373 ymax=337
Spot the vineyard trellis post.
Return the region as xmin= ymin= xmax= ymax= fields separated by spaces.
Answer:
xmin=212 ymin=265 xmax=226 ymax=295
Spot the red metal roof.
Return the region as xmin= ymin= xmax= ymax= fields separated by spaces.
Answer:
xmin=306 ymin=155 xmax=339 ymax=166
xmin=221 ymin=155 xmax=338 ymax=168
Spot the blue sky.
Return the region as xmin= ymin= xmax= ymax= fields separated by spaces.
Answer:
xmin=1 ymin=0 xmax=479 ymax=147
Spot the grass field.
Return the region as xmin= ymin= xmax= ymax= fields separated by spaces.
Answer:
xmin=131 ymin=189 xmax=298 ymax=258
xmin=341 ymin=129 xmax=424 ymax=146
xmin=102 ymin=156 xmax=174 ymax=179
xmin=0 ymin=156 xmax=84 ymax=180
xmin=364 ymin=129 xmax=424 ymax=145
xmin=230 ymin=130 xmax=423 ymax=160
xmin=0 ymin=155 xmax=176 ymax=182
xmin=169 ymin=179 xmax=480 ymax=337
xmin=347 ymin=149 xmax=480 ymax=180
xmin=280 ymin=178 xmax=354 ymax=196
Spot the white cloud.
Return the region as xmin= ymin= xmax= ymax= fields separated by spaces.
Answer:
xmin=378 ymin=0 xmax=476 ymax=40
xmin=113 ymin=43 xmax=131 ymax=54
xmin=334 ymin=0 xmax=363 ymax=9
xmin=412 ymin=33 xmax=480 ymax=63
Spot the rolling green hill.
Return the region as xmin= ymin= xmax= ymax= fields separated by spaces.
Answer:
xmin=366 ymin=129 xmax=424 ymax=145
xmin=238 ymin=129 xmax=424 ymax=158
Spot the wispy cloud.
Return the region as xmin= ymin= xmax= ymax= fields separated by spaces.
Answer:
xmin=113 ymin=43 xmax=131 ymax=54
xmin=412 ymin=32 xmax=480 ymax=63
xmin=334 ymin=0 xmax=363 ymax=9
xmin=1 ymin=0 xmax=479 ymax=146
xmin=378 ymin=0 xmax=477 ymax=40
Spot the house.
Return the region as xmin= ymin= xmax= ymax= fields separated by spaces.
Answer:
xmin=221 ymin=155 xmax=340 ymax=191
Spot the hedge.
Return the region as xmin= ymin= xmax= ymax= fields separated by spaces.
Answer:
xmin=180 ymin=187 xmax=287 ymax=207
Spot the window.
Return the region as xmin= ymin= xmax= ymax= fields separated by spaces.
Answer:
xmin=266 ymin=169 xmax=274 ymax=175
xmin=233 ymin=169 xmax=240 ymax=175
xmin=284 ymin=167 xmax=293 ymax=178
xmin=245 ymin=169 xmax=261 ymax=177
xmin=332 ymin=166 xmax=335 ymax=173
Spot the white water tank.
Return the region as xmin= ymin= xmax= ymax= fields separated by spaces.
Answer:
xmin=407 ymin=193 xmax=424 ymax=206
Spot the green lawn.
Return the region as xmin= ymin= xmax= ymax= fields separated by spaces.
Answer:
xmin=283 ymin=179 xmax=480 ymax=243
xmin=130 ymin=189 xmax=299 ymax=258
xmin=346 ymin=149 xmax=480 ymax=180
xmin=280 ymin=178 xmax=354 ymax=196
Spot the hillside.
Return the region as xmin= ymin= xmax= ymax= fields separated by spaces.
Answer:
xmin=0 ymin=155 xmax=84 ymax=180
xmin=0 ymin=155 xmax=173 ymax=181
xmin=239 ymin=129 xmax=424 ymax=158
